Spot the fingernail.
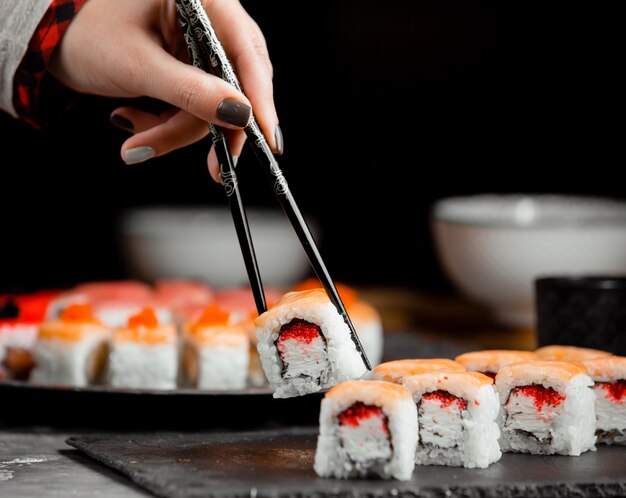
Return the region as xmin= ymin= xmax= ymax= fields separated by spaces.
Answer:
xmin=217 ymin=98 xmax=251 ymax=127
xmin=110 ymin=114 xmax=134 ymax=132
xmin=232 ymin=156 xmax=239 ymax=167
xmin=124 ymin=146 xmax=155 ymax=164
xmin=274 ymin=125 xmax=284 ymax=155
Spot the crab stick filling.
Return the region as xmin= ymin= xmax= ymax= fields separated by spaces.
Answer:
xmin=275 ymin=319 xmax=329 ymax=380
xmin=504 ymin=385 xmax=565 ymax=440
xmin=418 ymin=390 xmax=468 ymax=449
xmin=336 ymin=402 xmax=391 ymax=464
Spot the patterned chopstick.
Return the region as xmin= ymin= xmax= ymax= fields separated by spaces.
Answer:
xmin=175 ymin=0 xmax=267 ymax=315
xmin=177 ymin=0 xmax=370 ymax=370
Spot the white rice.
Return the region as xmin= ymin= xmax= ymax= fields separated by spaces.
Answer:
xmin=194 ymin=344 xmax=249 ymax=390
xmin=109 ymin=342 xmax=177 ymax=390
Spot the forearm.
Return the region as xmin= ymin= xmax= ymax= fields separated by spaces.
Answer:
xmin=0 ymin=0 xmax=53 ymax=117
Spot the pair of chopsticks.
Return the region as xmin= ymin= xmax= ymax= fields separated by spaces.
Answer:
xmin=175 ymin=0 xmax=371 ymax=371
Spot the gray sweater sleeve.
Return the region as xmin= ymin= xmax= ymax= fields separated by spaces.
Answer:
xmin=0 ymin=0 xmax=54 ymax=117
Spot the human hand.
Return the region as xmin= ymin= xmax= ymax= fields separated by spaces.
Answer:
xmin=48 ymin=0 xmax=281 ymax=181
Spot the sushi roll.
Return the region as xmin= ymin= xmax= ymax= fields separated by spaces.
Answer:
xmin=402 ymin=371 xmax=501 ymax=468
xmin=535 ymin=345 xmax=611 ymax=361
xmin=1 ymin=291 xmax=58 ymax=379
xmin=582 ymin=356 xmax=626 ymax=445
xmin=255 ymin=289 xmax=368 ymax=398
xmin=455 ymin=350 xmax=537 ymax=380
xmin=294 ymin=279 xmax=384 ymax=366
xmin=109 ymin=308 xmax=177 ymax=390
xmin=154 ymin=279 xmax=214 ymax=324
xmin=314 ymin=380 xmax=417 ymax=480
xmin=496 ymin=360 xmax=596 ymax=455
xmin=374 ymin=358 xmax=465 ymax=384
xmin=31 ymin=304 xmax=110 ymax=387
xmin=183 ymin=305 xmax=249 ymax=390
xmin=47 ymin=281 xmax=172 ymax=328
xmin=215 ymin=287 xmax=284 ymax=387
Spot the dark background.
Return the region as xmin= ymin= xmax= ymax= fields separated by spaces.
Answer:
xmin=1 ymin=1 xmax=622 ymax=293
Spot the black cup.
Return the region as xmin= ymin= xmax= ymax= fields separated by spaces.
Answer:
xmin=536 ymin=276 xmax=626 ymax=355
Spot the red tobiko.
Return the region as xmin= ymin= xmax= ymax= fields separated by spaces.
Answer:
xmin=338 ymin=402 xmax=389 ymax=434
xmin=512 ymin=385 xmax=565 ymax=412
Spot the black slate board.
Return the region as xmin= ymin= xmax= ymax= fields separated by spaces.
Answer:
xmin=67 ymin=427 xmax=626 ymax=498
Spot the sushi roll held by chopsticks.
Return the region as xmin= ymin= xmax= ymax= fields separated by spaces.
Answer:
xmin=402 ymin=371 xmax=502 ymax=468
xmin=314 ymin=380 xmax=417 ymax=480
xmin=255 ymin=289 xmax=368 ymax=398
xmin=496 ymin=360 xmax=597 ymax=455
xmin=109 ymin=307 xmax=177 ymax=390
xmin=31 ymin=304 xmax=110 ymax=387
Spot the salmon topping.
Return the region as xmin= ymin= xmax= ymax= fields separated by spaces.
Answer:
xmin=511 ymin=385 xmax=565 ymax=412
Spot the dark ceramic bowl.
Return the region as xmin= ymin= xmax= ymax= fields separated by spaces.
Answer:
xmin=535 ymin=276 xmax=626 ymax=355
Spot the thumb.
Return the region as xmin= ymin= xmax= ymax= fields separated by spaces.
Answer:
xmin=143 ymin=48 xmax=252 ymax=130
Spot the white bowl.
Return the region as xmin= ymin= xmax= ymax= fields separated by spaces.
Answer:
xmin=119 ymin=207 xmax=319 ymax=287
xmin=431 ymin=195 xmax=626 ymax=328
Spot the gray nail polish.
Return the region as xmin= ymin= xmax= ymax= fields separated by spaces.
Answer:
xmin=124 ymin=146 xmax=156 ymax=164
xmin=110 ymin=114 xmax=134 ymax=132
xmin=274 ymin=124 xmax=284 ymax=155
xmin=217 ymin=99 xmax=251 ymax=127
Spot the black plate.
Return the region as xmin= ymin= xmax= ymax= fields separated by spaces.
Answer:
xmin=0 ymin=379 xmax=322 ymax=429
xmin=0 ymin=331 xmax=473 ymax=429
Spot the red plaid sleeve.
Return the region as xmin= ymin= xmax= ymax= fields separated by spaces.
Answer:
xmin=13 ymin=0 xmax=88 ymax=128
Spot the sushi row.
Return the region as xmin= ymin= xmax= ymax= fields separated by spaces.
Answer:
xmin=29 ymin=303 xmax=251 ymax=390
xmin=313 ymin=347 xmax=625 ymax=480
xmin=1 ymin=280 xmax=384 ymax=389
